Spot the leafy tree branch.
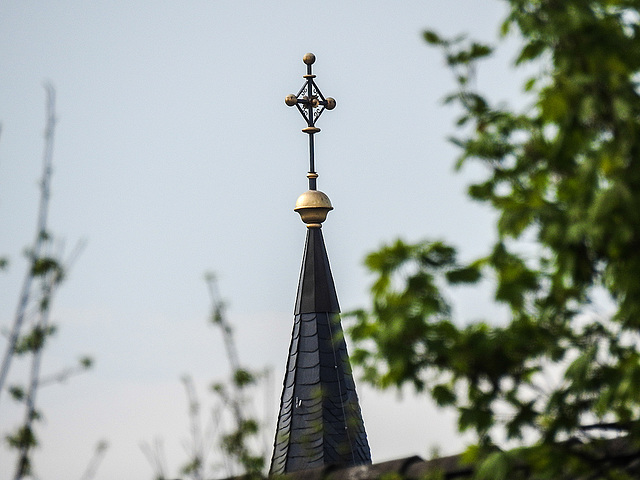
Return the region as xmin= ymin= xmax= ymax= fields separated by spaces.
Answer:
xmin=349 ymin=1 xmax=640 ymax=478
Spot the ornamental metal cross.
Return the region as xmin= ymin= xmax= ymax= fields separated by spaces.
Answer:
xmin=285 ymin=53 xmax=336 ymax=191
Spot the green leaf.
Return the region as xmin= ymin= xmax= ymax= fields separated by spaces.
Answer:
xmin=423 ymin=30 xmax=443 ymax=45
xmin=469 ymin=42 xmax=493 ymax=60
xmin=476 ymin=451 xmax=509 ymax=480
xmin=6 ymin=425 xmax=37 ymax=449
xmin=523 ymin=77 xmax=536 ymax=92
xmin=233 ymin=368 xmax=255 ymax=387
xmin=432 ymin=384 xmax=457 ymax=406
xmin=8 ymin=385 xmax=25 ymax=402
xmin=516 ymin=40 xmax=546 ymax=64
xmin=445 ymin=265 xmax=482 ymax=284
xmin=14 ymin=325 xmax=57 ymax=354
xmin=79 ymin=356 xmax=94 ymax=369
xmin=565 ymin=346 xmax=596 ymax=384
xmin=30 ymin=256 xmax=63 ymax=278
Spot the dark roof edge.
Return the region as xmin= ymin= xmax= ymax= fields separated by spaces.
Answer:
xmin=218 ymin=454 xmax=470 ymax=480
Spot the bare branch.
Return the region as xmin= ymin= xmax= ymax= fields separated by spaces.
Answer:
xmin=78 ymin=440 xmax=109 ymax=480
xmin=141 ymin=438 xmax=169 ymax=480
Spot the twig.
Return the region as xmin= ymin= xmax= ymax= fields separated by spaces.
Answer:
xmin=0 ymin=83 xmax=57 ymax=402
xmin=141 ymin=438 xmax=169 ymax=480
xmin=78 ymin=440 xmax=109 ymax=480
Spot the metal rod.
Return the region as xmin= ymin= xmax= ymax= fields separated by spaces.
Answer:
xmin=307 ymin=64 xmax=314 ymax=127
xmin=308 ymin=134 xmax=316 ymax=190
xmin=313 ymin=80 xmax=325 ymax=101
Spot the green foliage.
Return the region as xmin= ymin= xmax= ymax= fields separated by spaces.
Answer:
xmin=9 ymin=385 xmax=26 ymax=402
xmin=220 ymin=417 xmax=264 ymax=478
xmin=211 ymin=375 xmax=265 ymax=478
xmin=233 ymin=368 xmax=256 ymax=388
xmin=421 ymin=471 xmax=445 ymax=480
xmin=158 ymin=275 xmax=266 ymax=480
xmin=6 ymin=425 xmax=37 ymax=450
xmin=1 ymin=86 xmax=98 ymax=480
xmin=181 ymin=457 xmax=203 ymax=477
xmin=380 ymin=473 xmax=404 ymax=480
xmin=30 ymin=256 xmax=63 ymax=280
xmin=79 ymin=355 xmax=94 ymax=369
xmin=475 ymin=451 xmax=509 ymax=480
xmin=349 ymin=1 xmax=640 ymax=478
xmin=14 ymin=325 xmax=57 ymax=355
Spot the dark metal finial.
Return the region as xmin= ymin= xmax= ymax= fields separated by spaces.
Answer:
xmin=285 ymin=53 xmax=336 ymax=191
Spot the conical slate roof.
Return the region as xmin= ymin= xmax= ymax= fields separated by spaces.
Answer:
xmin=269 ymin=227 xmax=372 ymax=475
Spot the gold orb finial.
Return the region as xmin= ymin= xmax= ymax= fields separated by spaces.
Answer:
xmin=303 ymin=53 xmax=316 ymax=65
xmin=294 ymin=190 xmax=333 ymax=227
xmin=285 ymin=94 xmax=298 ymax=106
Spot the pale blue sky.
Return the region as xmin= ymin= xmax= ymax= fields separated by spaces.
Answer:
xmin=0 ymin=1 xmax=521 ymax=478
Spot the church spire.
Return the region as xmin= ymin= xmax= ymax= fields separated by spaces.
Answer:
xmin=269 ymin=54 xmax=371 ymax=476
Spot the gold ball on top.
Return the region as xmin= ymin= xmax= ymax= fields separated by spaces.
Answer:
xmin=303 ymin=53 xmax=316 ymax=65
xmin=325 ymin=97 xmax=336 ymax=110
xmin=294 ymin=190 xmax=333 ymax=226
xmin=285 ymin=94 xmax=298 ymax=106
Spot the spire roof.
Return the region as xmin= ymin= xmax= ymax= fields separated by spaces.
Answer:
xmin=269 ymin=53 xmax=371 ymax=475
xmin=294 ymin=227 xmax=340 ymax=315
xmin=270 ymin=226 xmax=371 ymax=475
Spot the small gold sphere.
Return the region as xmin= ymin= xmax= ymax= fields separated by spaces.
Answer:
xmin=285 ymin=94 xmax=298 ymax=106
xmin=303 ymin=53 xmax=316 ymax=65
xmin=325 ymin=97 xmax=336 ymax=110
xmin=294 ymin=190 xmax=333 ymax=225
